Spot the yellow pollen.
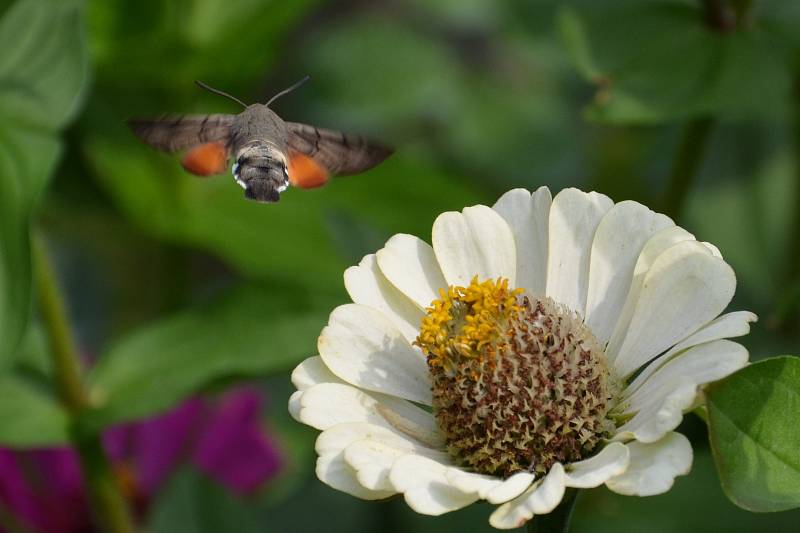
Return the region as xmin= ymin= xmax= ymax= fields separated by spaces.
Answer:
xmin=415 ymin=277 xmax=523 ymax=372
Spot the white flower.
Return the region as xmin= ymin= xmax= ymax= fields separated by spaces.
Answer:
xmin=289 ymin=187 xmax=755 ymax=529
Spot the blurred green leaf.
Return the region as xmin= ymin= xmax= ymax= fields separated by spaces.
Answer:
xmin=557 ymin=2 xmax=792 ymax=124
xmin=88 ymin=0 xmax=320 ymax=91
xmin=148 ymin=467 xmax=261 ymax=533
xmin=300 ymin=16 xmax=582 ymax=189
xmin=86 ymin=286 xmax=326 ymax=427
xmin=301 ymin=17 xmax=465 ymax=128
xmin=0 ymin=373 xmax=69 ymax=446
xmin=707 ymin=356 xmax=800 ymax=512
xmin=0 ymin=0 xmax=87 ymax=365
xmin=686 ymin=146 xmax=795 ymax=310
xmin=14 ymin=322 xmax=52 ymax=377
xmin=759 ymin=0 xmax=800 ymax=48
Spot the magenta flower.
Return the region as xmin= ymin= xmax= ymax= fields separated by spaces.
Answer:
xmin=0 ymin=388 xmax=282 ymax=533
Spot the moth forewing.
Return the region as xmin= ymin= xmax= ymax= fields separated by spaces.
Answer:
xmin=286 ymin=122 xmax=393 ymax=176
xmin=127 ymin=114 xmax=235 ymax=153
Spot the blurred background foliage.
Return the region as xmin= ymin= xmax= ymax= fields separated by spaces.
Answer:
xmin=1 ymin=0 xmax=800 ymax=531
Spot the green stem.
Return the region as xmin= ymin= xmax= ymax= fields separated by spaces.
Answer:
xmin=33 ymin=236 xmax=135 ymax=533
xmin=33 ymin=237 xmax=86 ymax=410
xmin=526 ymin=489 xmax=579 ymax=533
xmin=659 ymin=117 xmax=714 ymax=220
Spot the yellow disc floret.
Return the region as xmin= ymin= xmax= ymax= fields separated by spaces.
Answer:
xmin=415 ymin=277 xmax=523 ymax=374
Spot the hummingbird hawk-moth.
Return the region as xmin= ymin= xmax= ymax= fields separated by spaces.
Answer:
xmin=127 ymin=78 xmax=393 ymax=203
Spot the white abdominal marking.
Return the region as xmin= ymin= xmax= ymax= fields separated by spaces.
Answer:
xmin=231 ymin=162 xmax=247 ymax=189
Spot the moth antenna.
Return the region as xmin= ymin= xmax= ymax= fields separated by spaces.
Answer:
xmin=266 ymin=75 xmax=311 ymax=107
xmin=194 ymin=80 xmax=248 ymax=108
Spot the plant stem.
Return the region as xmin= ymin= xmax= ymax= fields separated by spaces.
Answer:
xmin=33 ymin=237 xmax=86 ymax=411
xmin=527 ymin=489 xmax=579 ymax=533
xmin=660 ymin=117 xmax=714 ymax=220
xmin=33 ymin=235 xmax=135 ymax=533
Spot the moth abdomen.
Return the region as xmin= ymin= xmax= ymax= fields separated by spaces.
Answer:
xmin=232 ymin=140 xmax=289 ymax=203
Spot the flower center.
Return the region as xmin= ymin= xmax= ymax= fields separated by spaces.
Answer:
xmin=415 ymin=277 xmax=618 ymax=477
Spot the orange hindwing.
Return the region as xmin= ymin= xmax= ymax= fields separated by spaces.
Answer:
xmin=181 ymin=141 xmax=229 ymax=176
xmin=288 ymin=152 xmax=330 ymax=189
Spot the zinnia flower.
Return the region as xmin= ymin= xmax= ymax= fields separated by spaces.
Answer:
xmin=0 ymin=388 xmax=281 ymax=532
xmin=289 ymin=187 xmax=755 ymax=529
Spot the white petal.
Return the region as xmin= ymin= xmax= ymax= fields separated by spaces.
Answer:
xmin=489 ymin=464 xmax=567 ymax=529
xmin=442 ymin=468 xmax=537 ymax=505
xmin=703 ymin=241 xmax=723 ymax=258
xmin=492 ymin=187 xmax=552 ymax=294
xmin=318 ymin=304 xmax=431 ymax=405
xmin=316 ymin=453 xmax=396 ymax=500
xmin=315 ymin=422 xmax=445 ymax=492
xmin=346 ymin=440 xmax=409 ymax=492
xmin=291 ymin=356 xmax=343 ymax=391
xmin=606 ymin=432 xmax=692 ymax=496
xmin=432 ymin=205 xmax=517 ymax=287
xmin=345 ymin=254 xmax=424 ymax=342
xmin=545 ymin=188 xmax=613 ymax=316
xmin=289 ymin=356 xmax=342 ymax=422
xmin=485 ymin=472 xmax=536 ymax=504
xmin=298 ymin=383 xmax=388 ymax=430
xmin=609 ymin=240 xmax=736 ymax=378
xmin=390 ymin=455 xmax=479 ymax=515
xmin=624 ymin=311 xmax=757 ymax=398
xmin=315 ymin=422 xmax=404 ymax=500
xmin=564 ymin=442 xmax=630 ymax=488
xmin=370 ymin=391 xmax=444 ymax=448
xmin=585 ymin=201 xmax=673 ymax=344
xmin=376 ymin=233 xmax=447 ymax=309
xmin=314 ymin=422 xmax=446 ymax=499
xmin=345 ymin=438 xmax=448 ymax=492
xmin=615 ymin=340 xmax=748 ymax=443
xmin=444 ymin=468 xmax=502 ymax=498
xmin=316 ymin=422 xmax=428 ymax=459
xmin=606 ymin=226 xmax=696 ymax=361
xmin=298 ymin=383 xmax=440 ymax=448
xmin=288 ymin=390 xmax=303 ymax=421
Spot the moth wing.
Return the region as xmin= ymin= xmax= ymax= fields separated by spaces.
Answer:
xmin=287 ymin=153 xmax=330 ymax=189
xmin=286 ymin=122 xmax=393 ymax=187
xmin=127 ymin=114 xmax=235 ymax=154
xmin=181 ymin=141 xmax=229 ymax=176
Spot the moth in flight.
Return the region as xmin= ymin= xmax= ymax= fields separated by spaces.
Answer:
xmin=127 ymin=78 xmax=393 ymax=202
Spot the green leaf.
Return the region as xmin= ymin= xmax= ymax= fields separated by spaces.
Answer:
xmin=707 ymin=356 xmax=800 ymax=512
xmin=86 ymin=286 xmax=326 ymax=427
xmin=88 ymin=0 xmax=320 ymax=89
xmin=0 ymin=0 xmax=87 ymax=365
xmin=0 ymin=373 xmax=69 ymax=446
xmin=148 ymin=467 xmax=261 ymax=533
xmin=557 ymin=2 xmax=792 ymax=124
xmin=686 ymin=148 xmax=796 ymax=309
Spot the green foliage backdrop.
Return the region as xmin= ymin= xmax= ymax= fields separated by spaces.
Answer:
xmin=0 ymin=0 xmax=799 ymax=531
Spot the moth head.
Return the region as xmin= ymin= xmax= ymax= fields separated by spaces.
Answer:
xmin=232 ymin=141 xmax=290 ymax=203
